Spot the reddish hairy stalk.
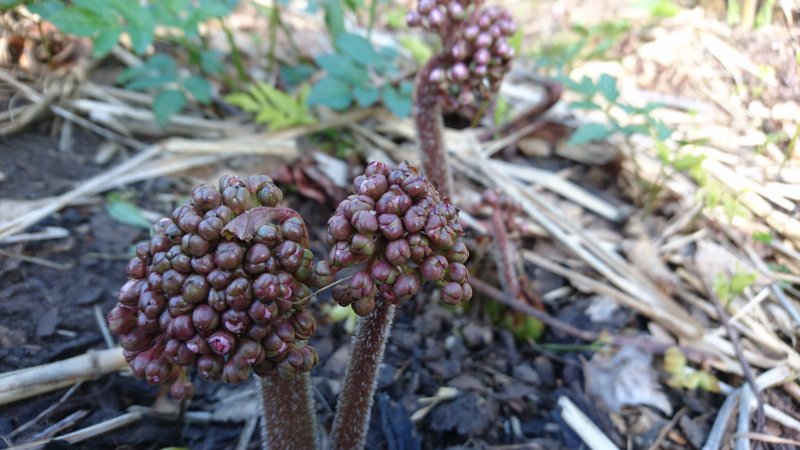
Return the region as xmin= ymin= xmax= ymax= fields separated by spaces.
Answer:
xmin=329 ymin=300 xmax=396 ymax=450
xmin=489 ymin=208 xmax=520 ymax=301
xmin=414 ymin=55 xmax=451 ymax=197
xmin=260 ymin=371 xmax=317 ymax=450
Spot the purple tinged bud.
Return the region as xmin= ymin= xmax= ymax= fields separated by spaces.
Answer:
xmin=282 ymin=217 xmax=306 ymax=243
xmin=477 ymin=13 xmax=491 ymax=29
xmin=371 ymin=259 xmax=398 ymax=285
xmin=191 ymin=254 xmax=215 ymax=274
xmin=385 ymin=239 xmax=411 ymax=266
xmin=164 ymin=223 xmax=183 ymax=244
xmin=135 ymin=242 xmax=150 ymax=261
xmin=107 ymin=305 xmax=137 ymax=335
xmin=365 ymin=161 xmax=391 ymax=177
xmin=357 ymin=174 xmax=389 ymax=199
xmin=193 ymin=304 xmax=220 ymax=336
xmin=462 ymin=283 xmax=473 ymax=301
xmin=332 ymin=284 xmax=352 ymax=307
xmin=197 ymin=217 xmax=224 ymax=242
xmin=248 ymin=323 xmax=270 ymax=340
xmin=475 ymin=48 xmax=491 ymax=65
xmin=181 ymin=234 xmax=209 ymax=257
xmin=162 ymin=270 xmax=186 ymax=296
xmin=393 ymin=272 xmax=421 ymax=301
xmin=192 ymin=185 xmax=222 ymax=211
xmin=253 ymin=273 xmax=280 ymax=301
xmin=256 ymin=181 xmax=283 ymax=207
xmin=451 ymin=40 xmax=468 ymax=60
xmin=248 ymin=300 xmax=275 ymax=323
xmin=168 ymin=295 xmax=193 ymax=317
xmin=448 ymin=1 xmax=465 ymax=19
xmin=223 ymin=360 xmax=251 ymax=384
xmin=214 ymin=242 xmax=244 ymax=270
xmin=351 ymin=210 xmax=379 ymax=234
xmin=207 ymin=205 xmax=235 ymax=224
xmin=186 ymin=334 xmax=210 ymax=354
xmin=329 ymin=241 xmax=356 ymax=268
xmin=476 ymin=33 xmax=491 ymax=47
xmin=464 ymin=24 xmax=480 ymax=40
xmin=225 ymin=277 xmax=253 ymax=310
xmin=197 ymin=354 xmax=223 ymax=380
xmin=255 ymin=224 xmax=281 ymax=246
xmin=446 ymin=262 xmax=469 ymax=283
xmin=119 ymin=328 xmax=150 ymax=352
xmin=182 ymin=274 xmax=210 ymax=304
xmin=171 ymin=381 xmax=195 ymax=400
xmin=150 ymin=235 xmax=170 ymax=254
xmin=170 ymin=314 xmax=195 ymax=340
xmin=378 ymin=214 xmax=405 ymax=240
xmin=495 ymin=40 xmax=510 ymax=58
xmin=137 ymin=311 xmax=160 ymax=333
xmin=441 ymin=281 xmax=464 ymax=305
xmin=312 ymin=260 xmax=336 ymax=288
xmin=126 ymin=257 xmax=146 ymax=279
xmin=429 ymin=8 xmax=444 ymax=26
xmin=421 ymin=254 xmax=448 ymax=282
xmin=350 ymin=233 xmax=376 ymax=256
xmin=290 ymin=310 xmax=316 ymax=340
xmin=276 ymin=240 xmax=304 ymax=272
xmin=408 ymin=233 xmax=432 ymax=262
xmin=376 ymin=187 xmax=412 ymax=215
xmin=418 ymin=0 xmax=434 ymax=13
xmin=474 ymin=65 xmax=488 ymax=76
xmin=350 ymin=270 xmax=376 ymax=300
xmin=207 ymin=269 xmax=233 ymax=290
xmin=139 ymin=291 xmax=166 ymax=319
xmin=429 ymin=68 xmax=445 ymax=83
xmin=401 ymin=175 xmax=428 ymax=198
xmin=352 ymin=297 xmax=376 ymax=316
xmin=327 ymin=214 xmax=354 ymax=241
xmin=402 ymin=206 xmax=427 ymax=233
xmin=221 ymin=183 xmax=253 ymax=215
xmin=177 ymin=212 xmax=202 ymax=234
xmin=118 ymin=279 xmax=144 ymax=306
xmin=450 ymin=63 xmax=469 ymax=81
xmin=208 ymin=330 xmax=235 ymax=355
xmin=145 ymin=359 xmax=174 ymax=385
xmin=406 ymin=11 xmax=422 ymax=27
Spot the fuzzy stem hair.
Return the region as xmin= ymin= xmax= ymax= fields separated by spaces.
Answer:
xmin=329 ymin=299 xmax=396 ymax=450
xmin=413 ymin=55 xmax=451 ymax=198
xmin=259 ymin=371 xmax=318 ymax=450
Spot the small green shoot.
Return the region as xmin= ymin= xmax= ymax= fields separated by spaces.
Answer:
xmin=226 ymin=83 xmax=316 ymax=130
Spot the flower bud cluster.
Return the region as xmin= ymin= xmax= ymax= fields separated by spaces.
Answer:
xmin=325 ymin=161 xmax=472 ymax=316
xmin=406 ymin=0 xmax=516 ymax=110
xmin=108 ymin=175 xmax=320 ymax=396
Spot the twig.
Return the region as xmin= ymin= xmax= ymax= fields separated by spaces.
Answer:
xmin=647 ymin=407 xmax=687 ymax=450
xmin=27 ymin=409 xmax=88 ymax=443
xmin=0 ymin=248 xmax=73 ymax=270
xmin=7 ymin=411 xmax=142 ymax=450
xmin=558 ymin=396 xmax=618 ymax=450
xmin=94 ymin=305 xmax=115 ymax=349
xmin=0 ymin=347 xmax=125 ymax=406
xmin=235 ymin=415 xmax=258 ymax=450
xmin=8 ymin=382 xmax=83 ymax=439
xmin=736 ymin=385 xmax=752 ymax=450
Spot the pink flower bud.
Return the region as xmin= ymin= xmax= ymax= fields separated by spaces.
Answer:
xmin=385 ymin=239 xmax=411 ymax=266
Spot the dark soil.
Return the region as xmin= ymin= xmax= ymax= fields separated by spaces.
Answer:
xmin=0 ymin=131 xmax=710 ymax=450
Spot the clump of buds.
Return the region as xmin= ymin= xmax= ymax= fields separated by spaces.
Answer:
xmin=108 ymin=175 xmax=321 ymax=397
xmin=406 ymin=0 xmax=516 ymax=110
xmin=325 ymin=161 xmax=472 ymax=316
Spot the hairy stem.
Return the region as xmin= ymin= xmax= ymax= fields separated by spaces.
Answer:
xmin=330 ymin=299 xmax=396 ymax=450
xmin=413 ymin=56 xmax=451 ymax=198
xmin=259 ymin=371 xmax=317 ymax=450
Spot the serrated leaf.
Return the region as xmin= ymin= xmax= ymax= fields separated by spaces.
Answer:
xmin=200 ymin=49 xmax=224 ymax=74
xmin=335 ymin=33 xmax=379 ymax=66
xmin=106 ymin=194 xmax=151 ymax=229
xmin=226 ymin=92 xmax=260 ymax=112
xmin=126 ymin=74 xmax=177 ymax=91
xmin=569 ymin=100 xmax=601 ymax=110
xmin=381 ymin=85 xmax=411 ymax=117
xmin=315 ymin=54 xmax=368 ymax=84
xmin=153 ymin=89 xmax=186 ymax=126
xmin=92 ymin=28 xmax=121 ymax=58
xmin=568 ymin=122 xmax=613 ymax=145
xmin=307 ymin=77 xmax=353 ymax=110
xmin=182 ymin=76 xmax=212 ymax=104
xmin=353 ymin=85 xmax=379 ymax=107
xmin=49 ymin=8 xmax=109 ymax=36
xmin=597 ymin=73 xmax=619 ymax=102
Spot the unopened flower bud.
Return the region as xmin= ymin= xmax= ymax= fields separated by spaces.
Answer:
xmin=208 ymin=330 xmax=235 ymax=355
xmin=385 ymin=239 xmax=411 ymax=266
xmin=214 ymin=242 xmax=244 ymax=270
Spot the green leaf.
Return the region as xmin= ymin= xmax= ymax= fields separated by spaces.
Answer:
xmin=153 ymin=89 xmax=186 ymax=126
xmin=92 ymin=29 xmax=121 ymax=58
xmin=226 ymin=92 xmax=260 ymax=112
xmin=596 ymin=73 xmax=619 ymax=102
xmin=200 ymin=49 xmax=224 ymax=74
xmin=569 ymin=100 xmax=602 ymax=110
xmin=568 ymin=123 xmax=613 ymax=145
xmin=323 ymin=0 xmax=345 ymax=38
xmin=315 ymin=54 xmax=368 ymax=84
xmin=752 ymin=230 xmax=773 ymax=244
xmin=106 ymin=194 xmax=151 ymax=229
xmin=182 ymin=76 xmax=212 ymax=104
xmin=620 ymin=123 xmax=650 ymax=136
xmin=307 ymin=77 xmax=353 ymax=110
xmin=126 ymin=74 xmax=177 ymax=91
xmin=572 ymin=75 xmax=596 ymax=98
xmin=280 ymin=63 xmax=315 ymax=87
xmin=353 ymin=85 xmax=379 ymax=107
xmin=729 ymin=271 xmax=757 ymax=296
xmin=399 ymin=36 xmax=433 ymax=66
xmin=335 ymin=33 xmax=379 ymax=67
xmin=672 ymin=153 xmax=705 ymax=172
xmin=381 ymin=85 xmax=411 ymax=117
xmin=49 ymin=8 xmax=109 ymax=36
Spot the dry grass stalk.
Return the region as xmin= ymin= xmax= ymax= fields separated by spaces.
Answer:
xmin=0 ymin=347 xmax=125 ymax=406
